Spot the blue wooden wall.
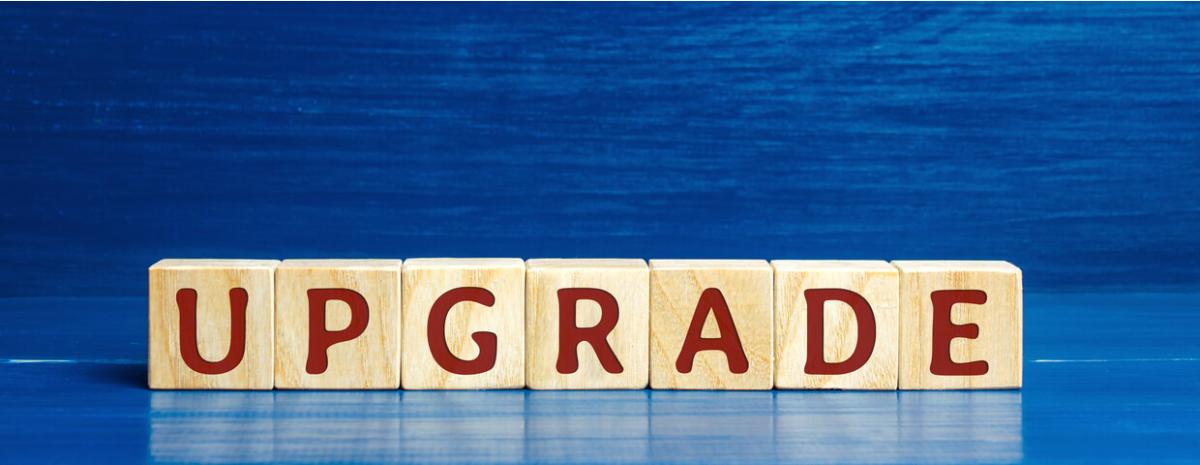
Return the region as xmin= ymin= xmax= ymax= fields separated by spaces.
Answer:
xmin=1 ymin=3 xmax=1197 ymax=296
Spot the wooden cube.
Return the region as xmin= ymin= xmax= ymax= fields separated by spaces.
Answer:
xmin=893 ymin=261 xmax=1022 ymax=389
xmin=148 ymin=259 xmax=278 ymax=389
xmin=526 ymin=259 xmax=649 ymax=389
xmin=274 ymin=259 xmax=402 ymax=389
xmin=401 ymin=258 xmax=525 ymax=389
xmin=773 ymin=260 xmax=898 ymax=390
xmin=649 ymin=260 xmax=773 ymax=390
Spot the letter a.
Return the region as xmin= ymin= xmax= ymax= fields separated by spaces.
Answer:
xmin=675 ymin=288 xmax=750 ymax=374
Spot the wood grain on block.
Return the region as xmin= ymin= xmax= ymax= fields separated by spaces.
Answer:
xmin=401 ymin=258 xmax=525 ymax=389
xmin=893 ymin=261 xmax=1022 ymax=390
xmin=526 ymin=259 xmax=649 ymax=390
xmin=274 ymin=259 xmax=402 ymax=389
xmin=649 ymin=260 xmax=773 ymax=390
xmin=148 ymin=259 xmax=278 ymax=390
xmin=773 ymin=260 xmax=898 ymax=390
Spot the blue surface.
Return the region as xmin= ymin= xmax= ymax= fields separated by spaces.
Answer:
xmin=2 ymin=293 xmax=1198 ymax=464
xmin=1 ymin=3 xmax=1199 ymax=464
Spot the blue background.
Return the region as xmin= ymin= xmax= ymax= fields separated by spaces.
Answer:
xmin=1 ymin=3 xmax=1199 ymax=464
xmin=2 ymin=2 xmax=1197 ymax=297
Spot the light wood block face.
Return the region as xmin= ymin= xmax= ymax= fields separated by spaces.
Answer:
xmin=402 ymin=259 xmax=525 ymax=389
xmin=649 ymin=260 xmax=773 ymax=390
xmin=274 ymin=259 xmax=402 ymax=389
xmin=148 ymin=259 xmax=278 ymax=390
xmin=773 ymin=261 xmax=898 ymax=390
xmin=894 ymin=261 xmax=1022 ymax=390
xmin=526 ymin=259 xmax=649 ymax=389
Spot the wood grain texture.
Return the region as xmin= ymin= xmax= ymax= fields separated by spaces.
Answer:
xmin=1 ymin=4 xmax=1198 ymax=299
xmin=1 ymin=2 xmax=1199 ymax=461
xmin=148 ymin=259 xmax=277 ymax=390
xmin=9 ymin=292 xmax=1200 ymax=463
xmin=401 ymin=258 xmax=525 ymax=389
xmin=526 ymin=259 xmax=649 ymax=389
xmin=649 ymin=260 xmax=773 ymax=390
xmin=274 ymin=259 xmax=401 ymax=389
xmin=773 ymin=260 xmax=898 ymax=390
xmin=894 ymin=261 xmax=1022 ymax=390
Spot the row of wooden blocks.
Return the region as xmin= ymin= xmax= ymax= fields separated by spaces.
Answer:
xmin=149 ymin=259 xmax=1022 ymax=390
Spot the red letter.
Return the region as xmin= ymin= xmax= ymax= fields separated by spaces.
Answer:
xmin=556 ymin=288 xmax=623 ymax=374
xmin=428 ymin=287 xmax=497 ymax=375
xmin=803 ymin=288 xmax=876 ymax=375
xmin=930 ymin=290 xmax=989 ymax=376
xmin=306 ymin=288 xmax=370 ymax=375
xmin=675 ymin=288 xmax=749 ymax=374
xmin=177 ymin=288 xmax=247 ymax=375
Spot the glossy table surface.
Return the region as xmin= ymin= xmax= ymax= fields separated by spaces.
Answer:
xmin=2 ymin=292 xmax=1197 ymax=464
xmin=2 ymin=3 xmax=1198 ymax=464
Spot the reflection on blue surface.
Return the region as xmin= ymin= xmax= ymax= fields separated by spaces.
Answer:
xmin=0 ymin=293 xmax=1198 ymax=463
xmin=150 ymin=393 xmax=274 ymax=463
xmin=0 ymin=1 xmax=1198 ymax=462
xmin=146 ymin=391 xmax=1021 ymax=464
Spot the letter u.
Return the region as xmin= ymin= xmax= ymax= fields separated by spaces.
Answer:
xmin=177 ymin=288 xmax=248 ymax=375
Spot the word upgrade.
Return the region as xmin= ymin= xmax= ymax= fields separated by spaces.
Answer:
xmin=148 ymin=259 xmax=1022 ymax=391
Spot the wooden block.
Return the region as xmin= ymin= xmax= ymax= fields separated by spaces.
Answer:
xmin=772 ymin=260 xmax=898 ymax=390
xmin=649 ymin=260 xmax=773 ymax=390
xmin=274 ymin=259 xmax=402 ymax=389
xmin=893 ymin=261 xmax=1022 ymax=390
xmin=526 ymin=259 xmax=649 ymax=389
xmin=401 ymin=258 xmax=525 ymax=389
xmin=148 ymin=259 xmax=278 ymax=390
